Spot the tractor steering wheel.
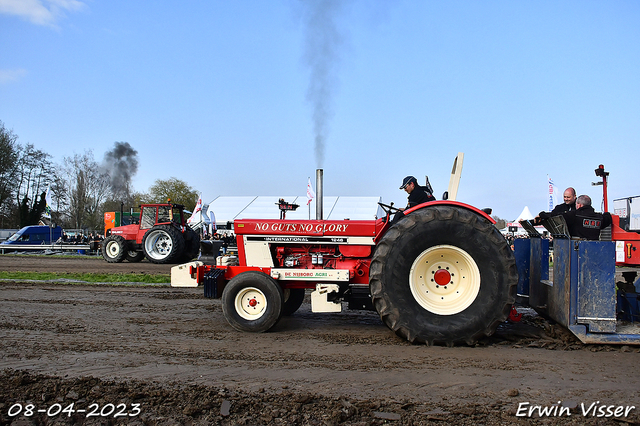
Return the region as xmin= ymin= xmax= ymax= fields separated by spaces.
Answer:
xmin=378 ymin=202 xmax=401 ymax=217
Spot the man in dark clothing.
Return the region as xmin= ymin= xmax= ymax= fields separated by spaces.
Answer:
xmin=390 ymin=176 xmax=435 ymax=225
xmin=534 ymin=187 xmax=576 ymax=224
xmin=563 ymin=194 xmax=611 ymax=240
xmin=399 ymin=176 xmax=436 ymax=211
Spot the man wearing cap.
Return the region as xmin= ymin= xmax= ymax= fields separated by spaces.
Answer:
xmin=399 ymin=176 xmax=436 ymax=211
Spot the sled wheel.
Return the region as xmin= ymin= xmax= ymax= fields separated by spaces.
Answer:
xmin=222 ymin=271 xmax=284 ymax=332
xmin=142 ymin=225 xmax=185 ymax=264
xmin=102 ymin=235 xmax=126 ymax=263
xmin=282 ymin=288 xmax=305 ymax=316
xmin=369 ymin=205 xmax=517 ymax=346
xmin=125 ymin=250 xmax=144 ymax=263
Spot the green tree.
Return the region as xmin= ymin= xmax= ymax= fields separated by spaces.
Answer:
xmin=145 ymin=177 xmax=198 ymax=211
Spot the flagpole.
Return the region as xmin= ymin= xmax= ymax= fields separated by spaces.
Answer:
xmin=44 ymin=187 xmax=53 ymax=245
xmin=308 ymin=176 xmax=311 ymax=220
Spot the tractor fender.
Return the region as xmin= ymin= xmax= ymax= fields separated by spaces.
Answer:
xmin=374 ymin=201 xmax=494 ymax=244
xmin=405 ymin=200 xmax=495 ymax=224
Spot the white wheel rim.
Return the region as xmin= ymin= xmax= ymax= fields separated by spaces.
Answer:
xmin=144 ymin=230 xmax=172 ymax=259
xmin=235 ymin=287 xmax=267 ymax=320
xmin=409 ymin=244 xmax=481 ymax=315
xmin=107 ymin=241 xmax=120 ymax=257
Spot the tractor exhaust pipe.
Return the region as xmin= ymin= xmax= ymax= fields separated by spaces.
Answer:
xmin=316 ymin=169 xmax=323 ymax=220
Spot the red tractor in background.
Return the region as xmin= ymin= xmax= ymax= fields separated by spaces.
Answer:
xmin=596 ymin=164 xmax=640 ymax=269
xmin=187 ymin=155 xmax=520 ymax=346
xmin=102 ymin=203 xmax=200 ymax=264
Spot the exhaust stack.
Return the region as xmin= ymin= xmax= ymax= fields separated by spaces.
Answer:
xmin=316 ymin=169 xmax=323 ymax=220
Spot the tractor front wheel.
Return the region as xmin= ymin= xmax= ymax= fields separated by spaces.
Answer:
xmin=142 ymin=225 xmax=185 ymax=264
xmin=102 ymin=235 xmax=126 ymax=263
xmin=222 ymin=271 xmax=284 ymax=332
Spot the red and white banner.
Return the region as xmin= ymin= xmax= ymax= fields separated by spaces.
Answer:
xmin=547 ymin=175 xmax=558 ymax=211
xmin=187 ymin=196 xmax=203 ymax=224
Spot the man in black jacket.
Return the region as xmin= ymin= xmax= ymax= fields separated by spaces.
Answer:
xmin=563 ymin=194 xmax=611 ymax=240
xmin=390 ymin=176 xmax=436 ymax=225
xmin=399 ymin=176 xmax=436 ymax=211
xmin=534 ymin=187 xmax=576 ymax=224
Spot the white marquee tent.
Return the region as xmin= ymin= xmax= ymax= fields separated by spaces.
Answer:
xmin=515 ymin=206 xmax=535 ymax=222
xmin=502 ymin=205 xmax=547 ymax=236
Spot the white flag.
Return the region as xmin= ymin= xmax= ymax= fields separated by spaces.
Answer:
xmin=187 ymin=196 xmax=203 ymax=224
xmin=307 ymin=178 xmax=315 ymax=206
xmin=43 ymin=187 xmax=52 ymax=219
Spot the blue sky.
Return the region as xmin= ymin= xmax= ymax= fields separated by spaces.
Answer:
xmin=1 ymin=0 xmax=638 ymax=220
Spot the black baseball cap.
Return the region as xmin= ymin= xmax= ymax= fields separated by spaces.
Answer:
xmin=400 ymin=176 xmax=417 ymax=189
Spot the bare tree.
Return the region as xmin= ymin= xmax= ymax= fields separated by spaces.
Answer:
xmin=0 ymin=121 xmax=20 ymax=226
xmin=63 ymin=151 xmax=111 ymax=230
xmin=14 ymin=144 xmax=56 ymax=226
xmin=48 ymin=174 xmax=68 ymax=226
xmin=0 ymin=121 xmax=19 ymax=212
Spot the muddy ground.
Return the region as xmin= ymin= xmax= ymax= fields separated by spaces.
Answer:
xmin=0 ymin=253 xmax=171 ymax=275
xmin=0 ymin=255 xmax=639 ymax=425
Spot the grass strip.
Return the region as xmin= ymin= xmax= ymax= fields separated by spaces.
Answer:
xmin=0 ymin=271 xmax=169 ymax=283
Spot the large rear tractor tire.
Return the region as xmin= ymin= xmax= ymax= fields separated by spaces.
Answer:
xmin=182 ymin=227 xmax=201 ymax=262
xmin=369 ymin=205 xmax=517 ymax=346
xmin=125 ymin=250 xmax=145 ymax=263
xmin=102 ymin=235 xmax=127 ymax=263
xmin=142 ymin=225 xmax=185 ymax=264
xmin=282 ymin=288 xmax=306 ymax=316
xmin=222 ymin=271 xmax=284 ymax=332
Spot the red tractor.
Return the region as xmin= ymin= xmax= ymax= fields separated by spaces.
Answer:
xmin=102 ymin=203 xmax=200 ymax=264
xmin=189 ymin=161 xmax=518 ymax=346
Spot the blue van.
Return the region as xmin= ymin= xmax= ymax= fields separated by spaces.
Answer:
xmin=1 ymin=225 xmax=63 ymax=245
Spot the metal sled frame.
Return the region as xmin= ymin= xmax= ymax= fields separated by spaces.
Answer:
xmin=517 ymin=238 xmax=640 ymax=344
